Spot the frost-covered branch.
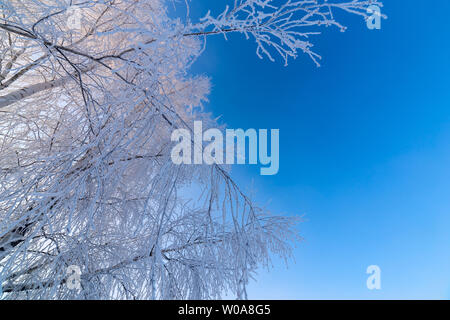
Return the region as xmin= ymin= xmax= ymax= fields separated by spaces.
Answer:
xmin=188 ymin=0 xmax=385 ymax=65
xmin=0 ymin=0 xmax=380 ymax=300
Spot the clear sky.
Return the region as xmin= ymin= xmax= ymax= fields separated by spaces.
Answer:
xmin=186 ymin=1 xmax=450 ymax=299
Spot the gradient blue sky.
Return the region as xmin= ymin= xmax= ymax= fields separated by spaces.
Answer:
xmin=184 ymin=1 xmax=450 ymax=299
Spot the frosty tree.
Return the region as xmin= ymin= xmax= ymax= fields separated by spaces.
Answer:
xmin=0 ymin=0 xmax=383 ymax=299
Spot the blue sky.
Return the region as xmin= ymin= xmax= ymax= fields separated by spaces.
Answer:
xmin=186 ymin=1 xmax=450 ymax=299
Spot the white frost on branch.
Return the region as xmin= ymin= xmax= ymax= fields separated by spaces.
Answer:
xmin=189 ymin=0 xmax=385 ymax=65
xmin=0 ymin=0 xmax=382 ymax=299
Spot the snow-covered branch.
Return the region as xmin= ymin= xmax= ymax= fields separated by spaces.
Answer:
xmin=0 ymin=0 xmax=380 ymax=299
xmin=188 ymin=0 xmax=385 ymax=65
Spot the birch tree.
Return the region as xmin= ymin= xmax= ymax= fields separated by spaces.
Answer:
xmin=0 ymin=0 xmax=383 ymax=299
